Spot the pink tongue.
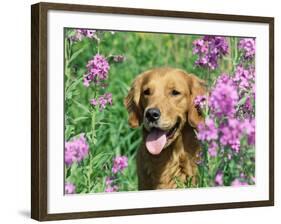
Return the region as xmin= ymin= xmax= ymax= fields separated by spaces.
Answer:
xmin=146 ymin=129 xmax=167 ymax=155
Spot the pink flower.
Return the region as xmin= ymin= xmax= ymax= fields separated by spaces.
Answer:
xmin=209 ymin=74 xmax=238 ymax=118
xmin=238 ymin=38 xmax=256 ymax=60
xmin=113 ymin=55 xmax=126 ymax=62
xmin=105 ymin=185 xmax=118 ymax=192
xmin=105 ymin=177 xmax=113 ymax=186
xmin=104 ymin=176 xmax=118 ymax=193
xmin=251 ymin=176 xmax=256 ymax=184
xmin=90 ymin=92 xmax=113 ymax=111
xmin=233 ymin=65 xmax=255 ymax=91
xmin=193 ymin=36 xmax=228 ymax=70
xmin=242 ymin=118 xmax=255 ymax=145
xmin=231 ymin=179 xmax=248 ymax=187
xmin=85 ymin=29 xmax=96 ymax=38
xmin=197 ymin=118 xmax=218 ymax=141
xmin=219 ymin=118 xmax=244 ymax=152
xmin=84 ymin=54 xmax=110 ymax=86
xmin=83 ymin=78 xmax=90 ymax=87
xmin=194 ymin=95 xmax=207 ymax=110
xmin=215 ymin=171 xmax=223 ymax=186
xmin=208 ymin=141 xmax=218 ymax=157
xmin=65 ymin=182 xmax=76 ymax=194
xmin=69 ymin=29 xmax=97 ymax=42
xmin=65 ymin=134 xmax=89 ymax=166
xmin=112 ymin=156 xmax=128 ymax=174
xmin=90 ymin=98 xmax=98 ymax=106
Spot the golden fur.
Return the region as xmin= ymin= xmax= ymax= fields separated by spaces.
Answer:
xmin=125 ymin=67 xmax=206 ymax=190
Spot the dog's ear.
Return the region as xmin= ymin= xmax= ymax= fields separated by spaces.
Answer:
xmin=124 ymin=73 xmax=144 ymax=128
xmin=186 ymin=74 xmax=207 ymax=128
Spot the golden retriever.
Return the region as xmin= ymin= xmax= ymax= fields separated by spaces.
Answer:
xmin=125 ymin=67 xmax=206 ymax=190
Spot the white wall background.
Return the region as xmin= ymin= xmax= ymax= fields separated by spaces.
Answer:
xmin=0 ymin=0 xmax=279 ymax=223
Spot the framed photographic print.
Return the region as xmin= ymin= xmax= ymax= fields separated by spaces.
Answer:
xmin=31 ymin=2 xmax=274 ymax=221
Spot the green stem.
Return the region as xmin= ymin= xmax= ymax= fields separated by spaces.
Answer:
xmin=207 ymin=67 xmax=212 ymax=90
xmin=91 ymin=109 xmax=96 ymax=145
xmin=90 ymin=82 xmax=98 ymax=145
xmin=64 ymin=38 xmax=72 ymax=90
xmin=232 ymin=37 xmax=239 ymax=71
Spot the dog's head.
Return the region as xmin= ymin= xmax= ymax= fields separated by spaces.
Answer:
xmin=125 ymin=67 xmax=206 ymax=155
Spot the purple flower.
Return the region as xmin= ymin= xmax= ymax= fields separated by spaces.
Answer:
xmin=105 ymin=185 xmax=118 ymax=192
xmin=197 ymin=118 xmax=218 ymax=141
xmin=104 ymin=176 xmax=118 ymax=193
xmin=112 ymin=156 xmax=128 ymax=174
xmin=85 ymin=29 xmax=96 ymax=38
xmin=83 ymin=54 xmax=110 ymax=87
xmin=98 ymin=96 xmax=107 ymax=110
xmin=193 ymin=36 xmax=229 ymax=70
xmin=241 ymin=96 xmax=254 ymax=117
xmin=105 ymin=177 xmax=113 ymax=186
xmin=113 ymin=55 xmax=126 ymax=62
xmin=231 ymin=179 xmax=248 ymax=187
xmin=65 ymin=134 xmax=89 ymax=166
xmin=244 ymin=96 xmax=253 ymax=111
xmin=238 ymin=38 xmax=256 ymax=60
xmin=242 ymin=118 xmax=255 ymax=145
xmin=209 ymin=74 xmax=238 ymax=118
xmin=69 ymin=29 xmax=97 ymax=42
xmin=219 ymin=118 xmax=243 ymax=152
xmin=194 ymin=95 xmax=207 ymax=110
xmin=251 ymin=176 xmax=256 ymax=184
xmin=65 ymin=182 xmax=76 ymax=194
xmin=215 ymin=171 xmax=223 ymax=186
xmin=193 ymin=39 xmax=208 ymax=54
xmin=233 ymin=65 xmax=255 ymax=91
xmin=208 ymin=141 xmax=218 ymax=157
xmin=90 ymin=92 xmax=113 ymax=111
xmin=90 ymin=98 xmax=98 ymax=106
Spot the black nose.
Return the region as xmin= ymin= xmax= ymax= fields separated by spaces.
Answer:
xmin=146 ymin=108 xmax=161 ymax=122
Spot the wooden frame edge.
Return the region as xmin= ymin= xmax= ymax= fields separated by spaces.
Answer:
xmin=31 ymin=3 xmax=48 ymax=221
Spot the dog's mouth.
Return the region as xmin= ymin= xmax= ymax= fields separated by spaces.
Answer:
xmin=145 ymin=119 xmax=180 ymax=155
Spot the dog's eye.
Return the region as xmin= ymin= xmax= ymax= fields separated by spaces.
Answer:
xmin=171 ymin=90 xmax=181 ymax=96
xmin=143 ymin=89 xmax=150 ymax=95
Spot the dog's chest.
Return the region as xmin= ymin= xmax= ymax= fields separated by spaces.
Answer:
xmin=148 ymin=151 xmax=194 ymax=189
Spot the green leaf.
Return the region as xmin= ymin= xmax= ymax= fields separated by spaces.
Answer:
xmin=68 ymin=46 xmax=87 ymax=65
xmin=65 ymin=125 xmax=75 ymax=140
xmin=73 ymin=99 xmax=90 ymax=113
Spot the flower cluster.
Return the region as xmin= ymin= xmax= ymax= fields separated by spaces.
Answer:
xmin=238 ymin=38 xmax=256 ymax=60
xmin=90 ymin=93 xmax=113 ymax=111
xmin=193 ymin=36 xmax=229 ymax=70
xmin=197 ymin=74 xmax=255 ymax=153
xmin=233 ymin=65 xmax=255 ymax=117
xmin=209 ymin=74 xmax=238 ymax=118
xmin=64 ymin=29 xmax=129 ymax=194
xmin=197 ymin=118 xmax=218 ymax=142
xmin=65 ymin=134 xmax=89 ymax=166
xmin=65 ymin=182 xmax=76 ymax=194
xmin=105 ymin=156 xmax=128 ymax=192
xmin=69 ymin=29 xmax=97 ymax=42
xmin=233 ymin=65 xmax=255 ymax=90
xmin=83 ymin=54 xmax=110 ymax=87
xmin=193 ymin=36 xmax=256 ymax=187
